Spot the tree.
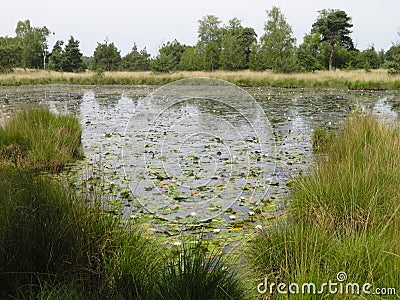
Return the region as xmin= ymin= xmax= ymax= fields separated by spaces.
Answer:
xmin=297 ymin=32 xmax=324 ymax=71
xmin=331 ymin=45 xmax=353 ymax=69
xmin=0 ymin=37 xmax=21 ymax=73
xmin=15 ymin=20 xmax=51 ymax=69
xmin=237 ymin=27 xmax=257 ymax=66
xmin=62 ymin=36 xmax=84 ymax=72
xmin=92 ymin=40 xmax=121 ymax=71
xmin=179 ymin=46 xmax=202 ymax=71
xmin=49 ymin=37 xmax=84 ymax=72
xmin=197 ymin=15 xmax=222 ymax=47
xmin=249 ymin=43 xmax=267 ymax=71
xmin=258 ymin=7 xmax=297 ymax=72
xmin=203 ymin=40 xmax=220 ymax=71
xmin=312 ymin=9 xmax=354 ymax=71
xmin=353 ymin=47 xmax=380 ymax=70
xmin=150 ymin=40 xmax=186 ymax=73
xmin=220 ymin=18 xmax=257 ymax=70
xmin=220 ymin=34 xmax=247 ymax=70
xmin=121 ymin=43 xmax=150 ymax=71
xmin=48 ymin=40 xmax=64 ymax=71
xmin=384 ymin=44 xmax=400 ymax=74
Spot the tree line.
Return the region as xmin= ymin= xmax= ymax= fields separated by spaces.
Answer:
xmin=1 ymin=7 xmax=400 ymax=74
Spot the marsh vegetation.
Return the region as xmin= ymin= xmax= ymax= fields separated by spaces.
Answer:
xmin=1 ymin=86 xmax=400 ymax=298
xmin=1 ymin=69 xmax=400 ymax=90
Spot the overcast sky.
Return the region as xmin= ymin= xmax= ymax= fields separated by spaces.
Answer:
xmin=1 ymin=0 xmax=399 ymax=57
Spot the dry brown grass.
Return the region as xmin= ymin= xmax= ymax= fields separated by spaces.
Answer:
xmin=1 ymin=68 xmax=399 ymax=89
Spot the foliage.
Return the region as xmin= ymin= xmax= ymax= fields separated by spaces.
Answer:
xmin=121 ymin=43 xmax=150 ymax=71
xmin=350 ymin=46 xmax=381 ymax=70
xmin=92 ymin=40 xmax=121 ymax=71
xmin=2 ymin=13 xmax=400 ymax=74
xmin=179 ymin=46 xmax=203 ymax=71
xmin=297 ymin=32 xmax=324 ymax=72
xmin=48 ymin=40 xmax=64 ymax=71
xmin=0 ymin=108 xmax=83 ymax=172
xmin=220 ymin=18 xmax=256 ymax=70
xmin=253 ymin=6 xmax=298 ymax=72
xmin=0 ymin=37 xmax=21 ymax=73
xmin=383 ymin=43 xmax=400 ymax=75
xmin=15 ymin=20 xmax=51 ymax=69
xmin=202 ymin=40 xmax=220 ymax=71
xmin=49 ymin=37 xmax=85 ymax=72
xmin=197 ymin=15 xmax=223 ymax=47
xmin=312 ymin=9 xmax=354 ymax=71
xmin=62 ymin=36 xmax=85 ymax=72
xmin=220 ymin=34 xmax=247 ymax=70
xmin=150 ymin=40 xmax=186 ymax=73
xmin=236 ymin=27 xmax=258 ymax=65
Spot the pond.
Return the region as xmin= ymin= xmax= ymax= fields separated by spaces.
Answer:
xmin=1 ymin=82 xmax=400 ymax=245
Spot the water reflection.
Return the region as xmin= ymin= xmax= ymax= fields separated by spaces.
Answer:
xmin=1 ymin=85 xmax=400 ymax=221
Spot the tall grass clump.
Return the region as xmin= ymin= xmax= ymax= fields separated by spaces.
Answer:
xmin=0 ymin=168 xmax=163 ymax=299
xmin=157 ymin=239 xmax=249 ymax=300
xmin=246 ymin=115 xmax=400 ymax=299
xmin=293 ymin=115 xmax=400 ymax=232
xmin=0 ymin=108 xmax=83 ymax=171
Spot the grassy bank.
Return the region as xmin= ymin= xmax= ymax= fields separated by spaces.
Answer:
xmin=0 ymin=168 xmax=249 ymax=299
xmin=1 ymin=69 xmax=400 ymax=89
xmin=246 ymin=115 xmax=400 ymax=299
xmin=0 ymin=108 xmax=83 ymax=172
xmin=0 ymin=109 xmax=249 ymax=299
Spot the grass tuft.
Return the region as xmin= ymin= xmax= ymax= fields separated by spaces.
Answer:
xmin=0 ymin=167 xmax=165 ymax=299
xmin=246 ymin=115 xmax=400 ymax=299
xmin=0 ymin=108 xmax=83 ymax=172
xmin=157 ymin=239 xmax=249 ymax=300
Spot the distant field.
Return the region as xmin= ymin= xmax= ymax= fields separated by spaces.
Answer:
xmin=1 ymin=68 xmax=400 ymax=89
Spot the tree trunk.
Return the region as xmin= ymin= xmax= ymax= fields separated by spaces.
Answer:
xmin=328 ymin=43 xmax=334 ymax=71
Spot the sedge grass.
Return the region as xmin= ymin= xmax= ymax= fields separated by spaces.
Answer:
xmin=157 ymin=239 xmax=250 ymax=300
xmin=0 ymin=167 xmax=165 ymax=299
xmin=0 ymin=108 xmax=83 ymax=172
xmin=1 ymin=69 xmax=400 ymax=89
xmin=246 ymin=115 xmax=400 ymax=299
xmin=0 ymin=169 xmax=249 ymax=299
xmin=293 ymin=115 xmax=400 ymax=233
